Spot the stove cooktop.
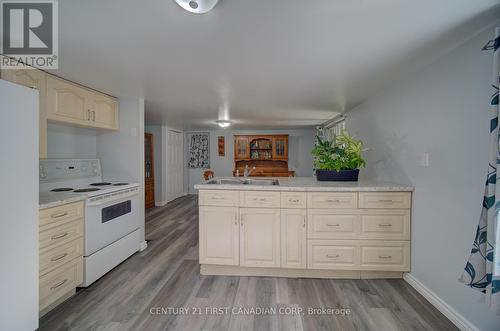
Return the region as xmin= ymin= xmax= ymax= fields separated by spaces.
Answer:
xmin=90 ymin=182 xmax=112 ymax=186
xmin=73 ymin=188 xmax=101 ymax=193
xmin=51 ymin=188 xmax=74 ymax=192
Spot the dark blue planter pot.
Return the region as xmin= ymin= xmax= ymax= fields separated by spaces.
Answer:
xmin=316 ymin=169 xmax=360 ymax=181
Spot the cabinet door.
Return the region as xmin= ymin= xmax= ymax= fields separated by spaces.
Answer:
xmin=234 ymin=136 xmax=249 ymax=159
xmin=1 ymin=68 xmax=45 ymax=90
xmin=46 ymin=76 xmax=92 ymax=126
xmin=199 ymin=206 xmax=239 ymax=265
xmin=91 ymin=92 xmax=119 ymax=129
xmin=281 ymin=209 xmax=307 ymax=269
xmin=240 ymin=208 xmax=280 ymax=268
xmin=1 ymin=68 xmax=48 ymax=158
xmin=272 ymin=136 xmax=288 ymax=160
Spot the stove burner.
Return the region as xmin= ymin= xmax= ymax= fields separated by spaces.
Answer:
xmin=90 ymin=182 xmax=112 ymax=186
xmin=51 ymin=188 xmax=74 ymax=192
xmin=113 ymin=183 xmax=128 ymax=186
xmin=73 ymin=188 xmax=101 ymax=193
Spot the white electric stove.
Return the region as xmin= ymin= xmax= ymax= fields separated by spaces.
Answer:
xmin=40 ymin=159 xmax=141 ymax=286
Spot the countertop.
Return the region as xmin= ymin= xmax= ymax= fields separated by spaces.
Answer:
xmin=39 ymin=192 xmax=86 ymax=210
xmin=194 ymin=177 xmax=414 ymax=192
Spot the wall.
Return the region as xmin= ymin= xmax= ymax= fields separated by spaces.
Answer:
xmin=46 ymin=123 xmax=97 ymax=158
xmin=0 ymin=80 xmax=39 ymax=331
xmin=97 ymin=96 xmax=145 ymax=248
xmin=346 ymin=25 xmax=500 ymax=330
xmin=145 ymin=125 xmax=162 ymax=204
xmin=186 ymin=128 xmax=315 ymax=194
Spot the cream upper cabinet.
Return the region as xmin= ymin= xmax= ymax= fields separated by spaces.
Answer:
xmin=91 ymin=92 xmax=118 ymax=129
xmin=46 ymin=75 xmax=91 ymax=125
xmin=281 ymin=209 xmax=307 ymax=269
xmin=240 ymin=208 xmax=281 ymax=268
xmin=1 ymin=67 xmax=48 ymax=158
xmin=2 ymin=68 xmax=45 ymax=89
xmin=199 ymin=206 xmax=239 ymax=266
xmin=46 ymin=75 xmax=119 ymax=130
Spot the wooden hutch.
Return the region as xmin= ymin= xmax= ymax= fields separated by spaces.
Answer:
xmin=233 ymin=135 xmax=295 ymax=177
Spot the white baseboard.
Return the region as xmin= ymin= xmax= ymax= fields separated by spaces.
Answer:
xmin=403 ymin=273 xmax=478 ymax=331
xmin=155 ymin=200 xmax=168 ymax=207
xmin=139 ymin=240 xmax=148 ymax=252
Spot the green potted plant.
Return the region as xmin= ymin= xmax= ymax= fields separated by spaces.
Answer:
xmin=312 ymin=130 xmax=366 ymax=181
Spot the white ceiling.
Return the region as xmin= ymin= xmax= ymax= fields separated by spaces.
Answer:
xmin=51 ymin=0 xmax=500 ymax=129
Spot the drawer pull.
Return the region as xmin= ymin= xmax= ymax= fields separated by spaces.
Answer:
xmin=51 ymin=212 xmax=68 ymax=219
xmin=378 ymin=223 xmax=393 ymax=227
xmin=252 ymin=198 xmax=267 ymax=202
xmin=326 ymin=199 xmax=341 ymax=203
xmin=51 ymin=232 xmax=68 ymax=240
xmin=326 ymin=254 xmax=341 ymax=259
xmin=378 ymin=255 xmax=392 ymax=259
xmin=378 ymin=199 xmax=394 ymax=203
xmin=50 ymin=253 xmax=68 ymax=262
xmin=50 ymin=279 xmax=68 ymax=290
xmin=326 ymin=223 xmax=340 ymax=227
xmin=211 ymin=196 xmax=224 ymax=200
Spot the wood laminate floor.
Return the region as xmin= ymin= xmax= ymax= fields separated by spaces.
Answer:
xmin=40 ymin=195 xmax=458 ymax=331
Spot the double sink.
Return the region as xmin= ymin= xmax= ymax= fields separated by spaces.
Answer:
xmin=206 ymin=178 xmax=280 ymax=186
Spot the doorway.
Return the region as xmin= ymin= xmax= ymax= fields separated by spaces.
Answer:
xmin=144 ymin=133 xmax=155 ymax=209
xmin=166 ymin=130 xmax=184 ymax=202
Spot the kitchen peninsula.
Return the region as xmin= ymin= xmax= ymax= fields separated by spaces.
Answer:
xmin=195 ymin=177 xmax=413 ymax=279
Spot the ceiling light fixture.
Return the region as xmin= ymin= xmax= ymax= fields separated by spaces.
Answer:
xmin=216 ymin=120 xmax=232 ymax=128
xmin=175 ymin=0 xmax=219 ymax=14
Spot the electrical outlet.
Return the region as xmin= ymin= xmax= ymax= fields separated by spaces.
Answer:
xmin=419 ymin=152 xmax=430 ymax=167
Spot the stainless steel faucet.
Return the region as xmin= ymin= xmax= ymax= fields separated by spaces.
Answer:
xmin=243 ymin=165 xmax=256 ymax=178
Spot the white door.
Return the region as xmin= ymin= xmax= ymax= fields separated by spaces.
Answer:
xmin=240 ymin=208 xmax=281 ymax=268
xmin=167 ymin=130 xmax=184 ymax=202
xmin=0 ymin=80 xmax=39 ymax=330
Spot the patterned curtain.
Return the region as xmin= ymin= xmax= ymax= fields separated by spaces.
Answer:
xmin=460 ymin=28 xmax=500 ymax=314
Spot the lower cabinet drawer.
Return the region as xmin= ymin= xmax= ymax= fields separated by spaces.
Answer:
xmin=359 ymin=192 xmax=411 ymax=209
xmin=307 ymin=240 xmax=410 ymax=271
xmin=40 ymin=238 xmax=84 ymax=275
xmin=281 ymin=192 xmax=307 ymax=209
xmin=308 ymin=210 xmax=359 ymax=239
xmin=307 ymin=240 xmax=359 ymax=270
xmin=359 ymin=210 xmax=410 ymax=240
xmin=240 ymin=191 xmax=280 ymax=208
xmin=39 ymin=201 xmax=84 ymax=228
xmin=39 ymin=257 xmax=83 ymax=311
xmin=199 ymin=190 xmax=239 ymax=206
xmin=307 ymin=192 xmax=358 ymax=209
xmin=360 ymin=241 xmax=410 ymax=271
xmin=39 ymin=218 xmax=84 ymax=250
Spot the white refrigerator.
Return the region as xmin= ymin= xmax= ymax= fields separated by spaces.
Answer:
xmin=0 ymin=79 xmax=39 ymax=330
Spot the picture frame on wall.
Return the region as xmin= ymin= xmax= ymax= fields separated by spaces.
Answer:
xmin=218 ymin=136 xmax=225 ymax=156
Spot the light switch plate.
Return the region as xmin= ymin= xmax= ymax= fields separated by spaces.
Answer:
xmin=419 ymin=152 xmax=430 ymax=167
xmin=131 ymin=128 xmax=137 ymax=137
